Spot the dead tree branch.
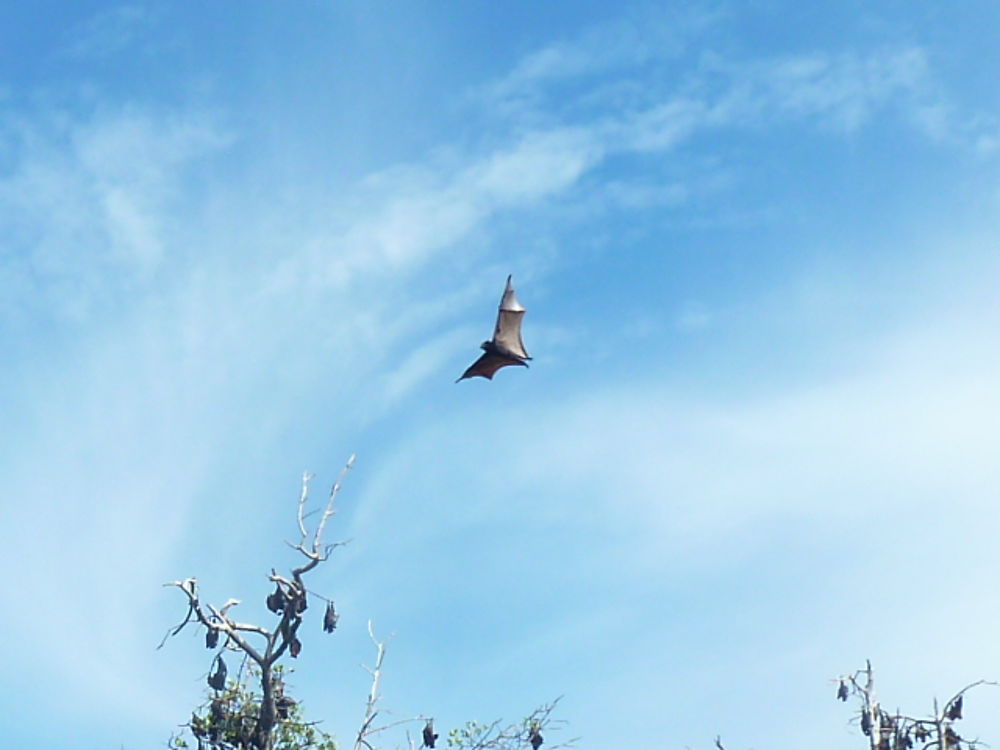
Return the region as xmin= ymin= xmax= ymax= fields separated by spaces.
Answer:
xmin=836 ymin=662 xmax=998 ymax=750
xmin=355 ymin=620 xmax=388 ymax=750
xmin=163 ymin=456 xmax=355 ymax=750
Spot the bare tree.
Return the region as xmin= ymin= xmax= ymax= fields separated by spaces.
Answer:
xmin=162 ymin=457 xmax=573 ymax=750
xmin=835 ymin=661 xmax=997 ymax=750
xmin=162 ymin=458 xmax=355 ymax=749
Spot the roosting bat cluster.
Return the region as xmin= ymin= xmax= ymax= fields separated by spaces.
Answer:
xmin=163 ymin=460 xmax=355 ymax=750
xmin=165 ymin=456 xmax=572 ymax=750
xmin=183 ymin=663 xmax=321 ymax=750
xmin=836 ymin=661 xmax=996 ymax=750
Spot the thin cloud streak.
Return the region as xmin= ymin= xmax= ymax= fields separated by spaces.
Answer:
xmin=272 ymin=39 xmax=974 ymax=298
xmin=61 ymin=3 xmax=159 ymax=60
xmin=0 ymin=106 xmax=232 ymax=325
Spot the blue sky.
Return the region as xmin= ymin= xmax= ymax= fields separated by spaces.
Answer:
xmin=2 ymin=2 xmax=1000 ymax=748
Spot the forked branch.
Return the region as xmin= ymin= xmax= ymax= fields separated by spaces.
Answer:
xmin=292 ymin=455 xmax=355 ymax=565
xmin=355 ymin=620 xmax=388 ymax=750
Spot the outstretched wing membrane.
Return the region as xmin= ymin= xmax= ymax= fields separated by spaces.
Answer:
xmin=455 ymin=346 xmax=528 ymax=382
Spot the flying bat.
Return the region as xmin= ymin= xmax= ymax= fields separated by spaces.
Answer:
xmin=456 ymin=275 xmax=531 ymax=382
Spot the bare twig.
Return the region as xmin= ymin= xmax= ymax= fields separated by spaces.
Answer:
xmin=314 ymin=454 xmax=355 ymax=553
xmin=296 ymin=471 xmax=315 ymax=542
xmin=355 ymin=620 xmax=388 ymax=750
xmin=449 ymin=698 xmax=576 ymax=750
xmin=157 ymin=578 xmax=197 ymax=649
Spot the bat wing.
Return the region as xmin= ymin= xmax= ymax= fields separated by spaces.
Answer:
xmin=455 ymin=347 xmax=528 ymax=382
xmin=491 ymin=275 xmax=530 ymax=360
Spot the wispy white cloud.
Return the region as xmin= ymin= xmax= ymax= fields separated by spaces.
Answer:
xmin=675 ymin=300 xmax=712 ymax=332
xmin=62 ymin=3 xmax=160 ymax=60
xmin=466 ymin=28 xmax=999 ymax=245
xmin=910 ymin=99 xmax=1000 ymax=155
xmin=483 ymin=11 xmax=1000 ymax=177
xmin=376 ymin=327 xmax=474 ymax=409
xmin=484 ymin=9 xmax=940 ymax=139
xmin=706 ymin=46 xmax=931 ymax=131
xmin=469 ymin=127 xmax=603 ymax=203
xmin=272 ymin=127 xmax=605 ymax=293
xmin=596 ymin=45 xmax=936 ymax=147
xmin=484 ymin=6 xmax=725 ymax=118
xmin=0 ymin=106 xmax=231 ymax=324
xmin=244 ymin=34 xmax=985 ymax=329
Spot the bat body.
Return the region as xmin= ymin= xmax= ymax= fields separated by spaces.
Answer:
xmin=457 ymin=275 xmax=531 ymax=382
xmin=207 ymin=654 xmax=227 ymax=691
xmin=423 ymin=720 xmax=438 ymax=748
xmin=275 ymin=695 xmax=296 ymax=720
xmin=266 ymin=583 xmax=286 ymax=613
xmin=323 ymin=601 xmax=338 ymax=633
xmin=529 ymin=724 xmax=544 ymax=750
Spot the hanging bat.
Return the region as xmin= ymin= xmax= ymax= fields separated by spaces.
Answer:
xmin=323 ymin=601 xmax=339 ymax=633
xmin=456 ymin=275 xmax=531 ymax=382
xmin=529 ymin=723 xmax=544 ymax=750
xmin=266 ymin=583 xmax=286 ymax=614
xmin=947 ymin=694 xmax=963 ymax=720
xmin=422 ymin=719 xmax=438 ymax=748
xmin=207 ymin=654 xmax=227 ymax=691
xmin=276 ymin=695 xmax=296 ymax=720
